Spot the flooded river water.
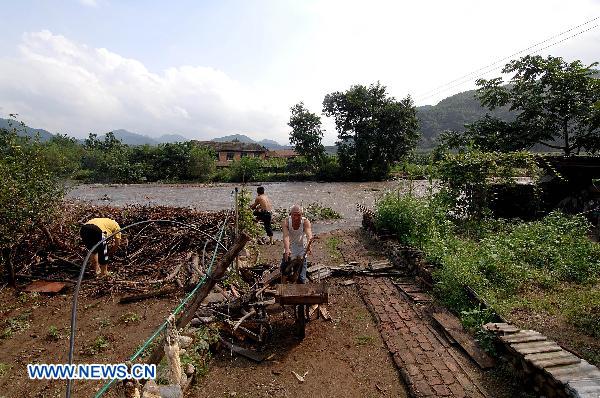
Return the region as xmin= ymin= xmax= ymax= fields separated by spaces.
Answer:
xmin=66 ymin=180 xmax=430 ymax=235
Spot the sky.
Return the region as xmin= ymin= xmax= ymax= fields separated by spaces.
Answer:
xmin=0 ymin=0 xmax=599 ymax=145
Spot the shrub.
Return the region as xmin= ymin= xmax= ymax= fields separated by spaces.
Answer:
xmin=1 ymin=121 xmax=65 ymax=283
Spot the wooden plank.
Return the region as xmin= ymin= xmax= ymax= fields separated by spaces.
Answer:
xmin=260 ymin=268 xmax=281 ymax=285
xmin=275 ymin=283 xmax=328 ymax=305
xmin=318 ymin=305 xmax=331 ymax=321
xmin=308 ymin=268 xmax=332 ymax=281
xmin=546 ymin=361 xmax=600 ymax=384
xmin=533 ymin=356 xmax=581 ymax=368
xmin=483 ymin=322 xmax=520 ymax=334
xmin=511 ymin=341 xmax=562 ymax=355
xmin=23 ymin=280 xmax=66 ymax=293
xmin=500 ymin=330 xmax=547 ymax=344
xmin=525 ymin=350 xmax=578 ymax=362
xmin=306 ymin=264 xmax=327 ymax=273
xmin=432 ymin=312 xmax=495 ymax=369
xmin=369 ymin=261 xmax=393 ymax=271
xmin=565 ymin=379 xmax=600 ymax=398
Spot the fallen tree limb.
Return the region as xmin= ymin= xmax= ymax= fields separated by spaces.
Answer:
xmin=119 ymin=285 xmax=178 ymax=304
xmin=147 ymin=232 xmax=250 ymax=366
xmin=233 ymin=309 xmax=256 ymax=331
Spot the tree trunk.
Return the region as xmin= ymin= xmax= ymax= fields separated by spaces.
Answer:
xmin=564 ymin=119 xmax=570 ymax=156
xmin=2 ymin=247 xmax=16 ymax=288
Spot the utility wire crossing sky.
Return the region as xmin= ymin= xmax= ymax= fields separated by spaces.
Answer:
xmin=0 ymin=0 xmax=599 ymax=145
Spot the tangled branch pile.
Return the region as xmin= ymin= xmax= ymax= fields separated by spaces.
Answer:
xmin=11 ymin=201 xmax=234 ymax=296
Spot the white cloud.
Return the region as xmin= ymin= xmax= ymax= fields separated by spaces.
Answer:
xmin=79 ymin=0 xmax=98 ymax=7
xmin=0 ymin=30 xmax=287 ymax=141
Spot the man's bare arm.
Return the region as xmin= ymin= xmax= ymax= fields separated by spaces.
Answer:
xmin=250 ymin=198 xmax=260 ymax=210
xmin=282 ymin=218 xmax=291 ymax=260
xmin=304 ymin=219 xmax=313 ymax=254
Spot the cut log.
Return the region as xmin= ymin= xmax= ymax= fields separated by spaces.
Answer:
xmin=119 ymin=286 xmax=177 ymax=304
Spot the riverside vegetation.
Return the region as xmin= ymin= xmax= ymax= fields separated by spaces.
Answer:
xmin=374 ymin=150 xmax=600 ymax=364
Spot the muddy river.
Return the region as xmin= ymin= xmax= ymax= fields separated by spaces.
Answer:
xmin=66 ymin=181 xmax=431 ymax=235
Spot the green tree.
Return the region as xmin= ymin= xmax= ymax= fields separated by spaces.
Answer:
xmin=322 ymin=82 xmax=419 ymax=180
xmin=229 ymin=157 xmax=262 ymax=183
xmin=288 ymin=102 xmax=326 ymax=168
xmin=0 ymin=118 xmax=64 ymax=286
xmin=476 ymin=55 xmax=600 ymax=155
xmin=188 ymin=146 xmax=216 ymax=181
xmin=82 ymin=132 xmax=143 ymax=182
xmin=42 ymin=134 xmax=84 ymax=177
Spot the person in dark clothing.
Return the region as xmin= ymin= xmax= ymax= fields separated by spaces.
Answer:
xmin=250 ymin=186 xmax=274 ymax=244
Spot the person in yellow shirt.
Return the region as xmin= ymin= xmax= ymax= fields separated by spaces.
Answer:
xmin=79 ymin=218 xmax=125 ymax=277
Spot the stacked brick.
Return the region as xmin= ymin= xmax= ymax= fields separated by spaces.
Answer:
xmin=359 ymin=277 xmax=489 ymax=397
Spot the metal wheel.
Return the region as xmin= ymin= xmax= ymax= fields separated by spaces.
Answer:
xmin=295 ymin=304 xmax=306 ymax=339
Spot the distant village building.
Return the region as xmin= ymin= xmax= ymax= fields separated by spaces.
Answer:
xmin=192 ymin=140 xmax=268 ymax=167
xmin=266 ymin=149 xmax=298 ymax=160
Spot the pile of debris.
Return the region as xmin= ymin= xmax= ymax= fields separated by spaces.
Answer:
xmin=306 ymin=259 xmax=404 ymax=281
xmin=12 ymin=201 xmax=234 ymax=296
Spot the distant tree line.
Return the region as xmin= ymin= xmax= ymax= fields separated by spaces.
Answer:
xmin=0 ymin=125 xmax=344 ymax=184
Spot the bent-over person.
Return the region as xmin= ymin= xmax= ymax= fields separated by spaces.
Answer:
xmin=79 ymin=218 xmax=124 ymax=277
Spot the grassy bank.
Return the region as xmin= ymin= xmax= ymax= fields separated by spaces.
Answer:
xmin=375 ymin=190 xmax=600 ymax=363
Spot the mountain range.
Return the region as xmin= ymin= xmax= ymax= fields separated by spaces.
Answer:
xmin=1 ymin=88 xmax=515 ymax=150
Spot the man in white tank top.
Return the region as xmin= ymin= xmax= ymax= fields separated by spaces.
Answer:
xmin=281 ymin=204 xmax=313 ymax=283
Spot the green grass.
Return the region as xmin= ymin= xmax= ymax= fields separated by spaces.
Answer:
xmin=119 ymin=312 xmax=141 ymax=325
xmin=325 ymin=236 xmax=343 ymax=263
xmin=46 ymin=325 xmax=61 ymax=341
xmin=0 ymin=363 xmax=11 ymax=378
xmin=1 ymin=311 xmax=32 ymax=340
xmin=85 ymin=335 xmax=110 ymax=355
xmin=375 ymin=191 xmax=600 ymax=339
xmin=355 ymin=335 xmax=374 ymax=346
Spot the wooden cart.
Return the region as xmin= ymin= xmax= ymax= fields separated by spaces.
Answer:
xmin=274 ymin=283 xmax=328 ymax=339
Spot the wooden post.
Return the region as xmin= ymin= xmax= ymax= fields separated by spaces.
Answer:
xmin=234 ymin=187 xmax=239 ymax=272
xmin=234 ymin=187 xmax=239 ymax=239
xmin=146 ymin=232 xmax=250 ymax=366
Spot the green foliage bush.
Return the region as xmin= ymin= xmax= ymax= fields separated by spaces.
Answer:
xmin=236 ymin=188 xmax=261 ymax=238
xmin=374 ymin=186 xmax=600 ymax=333
xmin=0 ymin=124 xmax=65 ymax=257
xmin=375 ymin=190 xmax=451 ymax=248
xmin=229 ymin=157 xmax=262 ymax=183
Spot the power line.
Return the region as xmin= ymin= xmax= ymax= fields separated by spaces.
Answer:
xmin=414 ymin=16 xmax=600 ymax=104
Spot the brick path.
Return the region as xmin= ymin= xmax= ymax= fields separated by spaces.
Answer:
xmin=358 ymin=277 xmax=489 ymax=398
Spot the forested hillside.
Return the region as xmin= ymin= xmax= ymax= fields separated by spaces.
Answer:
xmin=416 ymin=89 xmax=515 ymax=148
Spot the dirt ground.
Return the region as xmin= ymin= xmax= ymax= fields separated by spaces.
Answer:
xmin=0 ymin=229 xmax=408 ymax=398
xmin=191 ymin=229 xmax=408 ymax=398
